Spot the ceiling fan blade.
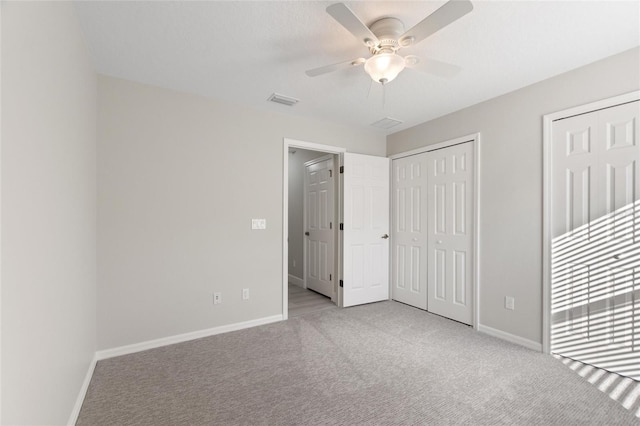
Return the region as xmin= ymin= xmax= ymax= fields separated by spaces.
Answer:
xmin=326 ymin=3 xmax=379 ymax=47
xmin=399 ymin=0 xmax=473 ymax=47
xmin=405 ymin=56 xmax=461 ymax=79
xmin=305 ymin=58 xmax=366 ymax=77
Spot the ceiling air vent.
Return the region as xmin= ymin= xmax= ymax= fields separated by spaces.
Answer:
xmin=267 ymin=93 xmax=299 ymax=107
xmin=371 ymin=117 xmax=403 ymax=129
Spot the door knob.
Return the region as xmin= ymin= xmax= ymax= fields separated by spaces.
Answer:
xmin=381 ymin=234 xmax=389 ymax=239
xmin=305 ymin=232 xmax=310 ymax=236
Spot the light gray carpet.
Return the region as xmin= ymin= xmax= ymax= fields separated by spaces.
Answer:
xmin=78 ymin=301 xmax=639 ymax=425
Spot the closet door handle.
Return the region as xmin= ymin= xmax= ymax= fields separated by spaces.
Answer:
xmin=381 ymin=234 xmax=389 ymax=239
xmin=305 ymin=232 xmax=310 ymax=236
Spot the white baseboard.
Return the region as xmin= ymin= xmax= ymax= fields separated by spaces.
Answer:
xmin=288 ymin=274 xmax=304 ymax=288
xmin=478 ymin=324 xmax=542 ymax=352
xmin=96 ymin=315 xmax=284 ymax=361
xmin=67 ymin=353 xmax=97 ymax=426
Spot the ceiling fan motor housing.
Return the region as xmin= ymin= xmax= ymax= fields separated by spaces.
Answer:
xmin=368 ymin=17 xmax=405 ymax=53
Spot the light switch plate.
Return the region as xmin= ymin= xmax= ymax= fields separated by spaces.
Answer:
xmin=505 ymin=296 xmax=515 ymax=310
xmin=251 ymin=219 xmax=267 ymax=230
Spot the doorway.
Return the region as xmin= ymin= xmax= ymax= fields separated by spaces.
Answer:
xmin=283 ymin=139 xmax=345 ymax=319
xmin=283 ymin=139 xmax=392 ymax=319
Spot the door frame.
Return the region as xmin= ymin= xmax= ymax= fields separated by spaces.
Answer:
xmin=389 ymin=132 xmax=481 ymax=329
xmin=303 ymin=154 xmax=336 ymax=300
xmin=283 ymin=138 xmax=346 ymax=320
xmin=541 ymin=90 xmax=640 ymax=354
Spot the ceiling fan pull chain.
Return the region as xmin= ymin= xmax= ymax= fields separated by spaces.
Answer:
xmin=382 ymin=83 xmax=386 ymax=110
xmin=366 ymin=79 xmax=373 ymax=99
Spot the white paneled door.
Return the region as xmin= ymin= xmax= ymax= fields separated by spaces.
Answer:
xmin=343 ymin=153 xmax=390 ymax=307
xmin=426 ymin=143 xmax=474 ymax=325
xmin=550 ymin=100 xmax=640 ymax=380
xmin=392 ymin=154 xmax=428 ymax=309
xmin=305 ymin=157 xmax=335 ymax=298
xmin=391 ymin=141 xmax=474 ymax=325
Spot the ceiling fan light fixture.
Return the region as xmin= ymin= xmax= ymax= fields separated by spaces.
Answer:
xmin=364 ymin=52 xmax=406 ymax=84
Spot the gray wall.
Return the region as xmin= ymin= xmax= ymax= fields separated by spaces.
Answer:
xmin=287 ymin=149 xmax=328 ymax=282
xmin=1 ymin=2 xmax=97 ymax=424
xmin=387 ymin=47 xmax=640 ymax=345
xmin=97 ymin=76 xmax=385 ymax=350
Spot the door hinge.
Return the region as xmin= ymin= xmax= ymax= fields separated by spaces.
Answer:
xmin=329 ymin=169 xmax=332 ymax=178
xmin=340 ymin=166 xmax=344 ymax=174
xmin=329 ymin=274 xmax=332 ymax=281
xmin=330 ymin=222 xmax=332 ymax=229
xmin=339 ymin=223 xmax=344 ymax=230
xmin=339 ymin=280 xmax=343 ymax=288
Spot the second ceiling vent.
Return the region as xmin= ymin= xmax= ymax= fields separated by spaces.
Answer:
xmin=267 ymin=93 xmax=299 ymax=107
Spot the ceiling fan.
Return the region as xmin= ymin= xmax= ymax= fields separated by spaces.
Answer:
xmin=306 ymin=0 xmax=473 ymax=85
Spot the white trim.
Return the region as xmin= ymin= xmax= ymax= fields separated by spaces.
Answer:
xmin=67 ymin=354 xmax=98 ymax=426
xmin=542 ymin=114 xmax=552 ymax=355
xmin=388 ymin=133 xmax=481 ymax=330
xmin=388 ymin=133 xmax=477 ymax=160
xmin=478 ymin=324 xmax=542 ymax=352
xmin=288 ymin=274 xmax=304 ymax=288
xmin=543 ymin=90 xmax=640 ymax=123
xmin=283 ymin=138 xmax=346 ymax=319
xmin=0 ymin=3 xmax=3 ymax=421
xmin=473 ymin=134 xmax=482 ymax=330
xmin=541 ymin=91 xmax=640 ymax=354
xmin=96 ymin=315 xmax=283 ymax=360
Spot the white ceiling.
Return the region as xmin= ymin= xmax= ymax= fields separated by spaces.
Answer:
xmin=74 ymin=1 xmax=640 ymax=135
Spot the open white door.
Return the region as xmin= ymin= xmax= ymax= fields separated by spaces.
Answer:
xmin=343 ymin=153 xmax=390 ymax=307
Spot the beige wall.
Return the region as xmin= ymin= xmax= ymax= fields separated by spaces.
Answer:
xmin=1 ymin=2 xmax=97 ymax=424
xmin=387 ymin=47 xmax=640 ymax=344
xmin=97 ymin=76 xmax=385 ymax=350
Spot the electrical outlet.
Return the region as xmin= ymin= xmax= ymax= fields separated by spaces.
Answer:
xmin=213 ymin=292 xmax=222 ymax=305
xmin=505 ymin=296 xmax=515 ymax=310
xmin=242 ymin=288 xmax=250 ymax=300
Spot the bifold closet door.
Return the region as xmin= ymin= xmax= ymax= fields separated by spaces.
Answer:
xmin=391 ymin=142 xmax=474 ymax=325
xmin=392 ymin=155 xmax=428 ymax=310
xmin=425 ymin=142 xmax=474 ymax=325
xmin=550 ymin=100 xmax=639 ymax=380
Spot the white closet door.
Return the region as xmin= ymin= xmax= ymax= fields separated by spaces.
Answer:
xmin=551 ymin=100 xmax=640 ymax=380
xmin=392 ymin=155 xmax=428 ymax=309
xmin=343 ymin=153 xmax=390 ymax=307
xmin=426 ymin=142 xmax=474 ymax=325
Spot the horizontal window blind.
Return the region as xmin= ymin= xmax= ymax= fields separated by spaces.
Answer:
xmin=551 ymin=200 xmax=639 ymax=380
